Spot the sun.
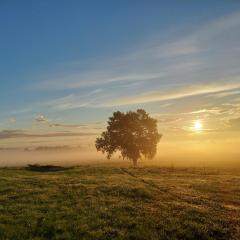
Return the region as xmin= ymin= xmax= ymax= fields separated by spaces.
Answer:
xmin=194 ymin=120 xmax=203 ymax=131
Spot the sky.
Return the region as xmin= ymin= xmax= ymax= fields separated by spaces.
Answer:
xmin=0 ymin=1 xmax=240 ymax=166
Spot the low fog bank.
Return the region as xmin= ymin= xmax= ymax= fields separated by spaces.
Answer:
xmin=0 ymin=150 xmax=104 ymax=167
xmin=0 ymin=149 xmax=239 ymax=169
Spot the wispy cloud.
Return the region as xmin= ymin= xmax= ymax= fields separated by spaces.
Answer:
xmin=48 ymin=121 xmax=104 ymax=130
xmin=156 ymin=40 xmax=201 ymax=58
xmin=32 ymin=111 xmax=104 ymax=129
xmin=0 ymin=129 xmax=98 ymax=139
xmin=30 ymin=72 xmax=165 ymax=91
xmin=101 ymin=81 xmax=240 ymax=107
xmin=35 ymin=115 xmax=48 ymax=123
xmin=157 ymin=117 xmax=182 ymax=123
xmin=208 ymin=89 xmax=240 ymax=99
xmin=48 ymin=123 xmax=86 ymax=128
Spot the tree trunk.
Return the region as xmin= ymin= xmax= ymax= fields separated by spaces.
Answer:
xmin=133 ymin=158 xmax=138 ymax=168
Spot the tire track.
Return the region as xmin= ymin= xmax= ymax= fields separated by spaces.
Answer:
xmin=120 ymin=167 xmax=175 ymax=197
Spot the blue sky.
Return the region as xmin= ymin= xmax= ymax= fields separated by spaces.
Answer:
xmin=1 ymin=1 xmax=240 ymax=154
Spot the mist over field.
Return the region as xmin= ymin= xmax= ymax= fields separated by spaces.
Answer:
xmin=0 ymin=150 xmax=98 ymax=167
xmin=1 ymin=144 xmax=239 ymax=169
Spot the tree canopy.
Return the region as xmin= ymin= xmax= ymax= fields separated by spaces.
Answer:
xmin=95 ymin=109 xmax=162 ymax=167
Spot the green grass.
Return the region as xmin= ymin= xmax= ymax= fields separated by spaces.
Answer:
xmin=0 ymin=165 xmax=239 ymax=240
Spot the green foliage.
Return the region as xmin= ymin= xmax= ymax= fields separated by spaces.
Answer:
xmin=0 ymin=165 xmax=239 ymax=240
xmin=95 ymin=109 xmax=162 ymax=166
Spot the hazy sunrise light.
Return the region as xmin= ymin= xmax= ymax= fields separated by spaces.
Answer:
xmin=1 ymin=2 xmax=240 ymax=239
xmin=0 ymin=2 xmax=240 ymax=168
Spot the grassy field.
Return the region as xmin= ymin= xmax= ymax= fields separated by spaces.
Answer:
xmin=0 ymin=164 xmax=239 ymax=240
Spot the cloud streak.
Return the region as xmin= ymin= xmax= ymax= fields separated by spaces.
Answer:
xmin=101 ymin=81 xmax=240 ymax=107
xmin=0 ymin=130 xmax=98 ymax=139
xmin=48 ymin=123 xmax=86 ymax=128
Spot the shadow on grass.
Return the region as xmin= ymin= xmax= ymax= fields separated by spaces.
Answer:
xmin=25 ymin=164 xmax=72 ymax=172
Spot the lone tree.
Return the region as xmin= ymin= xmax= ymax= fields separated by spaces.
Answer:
xmin=95 ymin=109 xmax=162 ymax=167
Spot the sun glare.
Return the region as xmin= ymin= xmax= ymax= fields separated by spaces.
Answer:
xmin=194 ymin=120 xmax=203 ymax=131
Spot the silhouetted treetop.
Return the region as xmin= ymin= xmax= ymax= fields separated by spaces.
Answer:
xmin=95 ymin=109 xmax=162 ymax=167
